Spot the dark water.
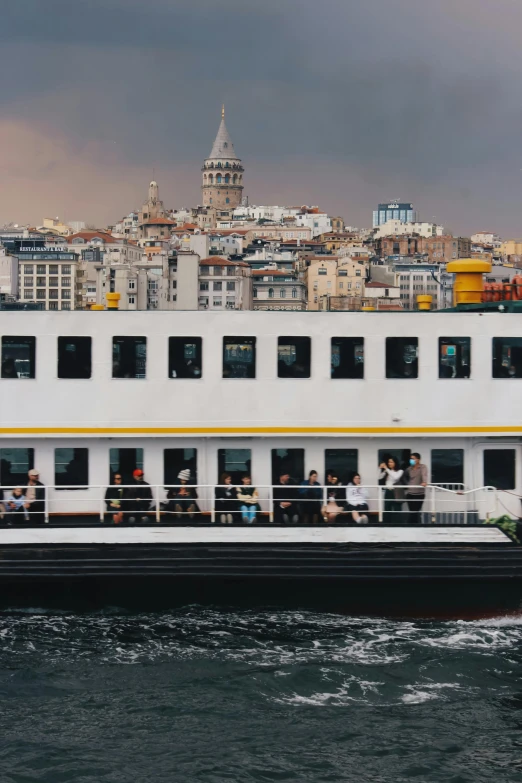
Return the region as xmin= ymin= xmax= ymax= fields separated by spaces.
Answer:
xmin=1 ymin=606 xmax=522 ymax=782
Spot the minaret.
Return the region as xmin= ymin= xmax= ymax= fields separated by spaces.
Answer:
xmin=201 ymin=106 xmax=244 ymax=209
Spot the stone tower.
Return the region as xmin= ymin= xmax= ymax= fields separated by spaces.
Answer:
xmin=202 ymin=106 xmax=244 ymax=209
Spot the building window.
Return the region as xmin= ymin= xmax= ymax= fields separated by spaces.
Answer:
xmin=24 ymin=277 xmax=34 ymax=286
xmin=325 ymin=449 xmax=358 ymax=484
xmin=226 ymin=282 xmax=235 ymax=291
xmin=49 ymin=289 xmax=59 ymax=299
xmin=164 ymin=448 xmax=197 ymax=486
xmin=493 ymin=337 xmax=522 ymax=378
xmin=54 ymin=448 xmax=89 ymax=489
xmin=223 ymin=337 xmax=256 ymax=379
xmin=213 ymin=282 xmax=222 ymax=293
xmin=386 ymin=337 xmax=418 ymax=379
xmin=227 ymin=267 xmax=236 ymax=276
xmin=58 ymin=336 xmax=92 ymax=379
xmin=61 ymin=302 xmax=71 ymax=310
xmin=318 ymin=269 xmax=327 ymax=275
xmin=218 ymin=448 xmax=252 ymax=483
xmin=109 ymin=448 xmax=143 ymax=484
xmin=61 ymin=277 xmax=71 ymax=287
xmin=213 ymin=299 xmax=222 ymax=307
xmin=1 ymin=336 xmax=36 ymax=379
xmin=49 ymin=277 xmax=59 ymax=286
xmin=483 ymin=449 xmax=515 ymax=490
xmin=23 ymin=265 xmax=34 ymax=274
xmin=253 ymin=287 xmax=258 ymax=298
xmin=128 ymin=297 xmax=135 ymax=304
xmin=112 ymin=336 xmax=147 ymax=379
xmin=23 ymin=289 xmax=34 ymax=299
xmin=439 ymin=338 xmax=470 ymax=379
xmin=49 ymin=265 xmax=58 ymax=274
xmin=36 ymin=265 xmax=46 ymax=275
xmin=37 ymin=277 xmax=46 ymax=286
xmin=268 ymin=288 xmax=274 ymax=298
xmin=129 ymin=281 xmax=136 ymax=290
xmin=431 ymin=449 xmax=464 ymax=485
xmin=62 ymin=290 xmax=71 ymax=300
xmin=331 ymin=337 xmax=364 ymax=379
xmin=49 ymin=302 xmax=59 ymax=310
xmin=271 ymin=449 xmax=305 ymax=483
xmin=280 ymin=288 xmax=286 ymax=298
xmin=61 ymin=265 xmax=71 ymax=275
xmin=0 ymin=448 xmax=34 ymax=485
xmin=278 ymin=336 xmax=311 ymax=378
xmin=292 ymin=288 xmax=297 ymax=298
xmin=168 ymin=337 xmax=202 ymax=379
xmin=200 ymin=282 xmax=209 ymax=291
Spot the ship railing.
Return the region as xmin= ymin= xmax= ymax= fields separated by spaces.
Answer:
xmin=0 ymin=483 xmax=501 ymax=525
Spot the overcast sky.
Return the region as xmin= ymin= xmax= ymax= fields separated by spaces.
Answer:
xmin=1 ymin=0 xmax=521 ymax=234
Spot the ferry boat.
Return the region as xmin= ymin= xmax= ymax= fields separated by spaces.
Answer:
xmin=0 ymin=260 xmax=522 ymax=599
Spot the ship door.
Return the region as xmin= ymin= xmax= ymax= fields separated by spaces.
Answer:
xmin=472 ymin=443 xmax=521 ymax=519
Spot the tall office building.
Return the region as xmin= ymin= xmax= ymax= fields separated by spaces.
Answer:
xmin=373 ymin=202 xmax=417 ymax=228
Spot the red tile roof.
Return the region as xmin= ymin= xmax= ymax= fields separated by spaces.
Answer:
xmin=140 ymin=217 xmax=176 ymax=226
xmin=199 ymin=257 xmax=249 ymax=267
xmin=67 ymin=231 xmax=116 ymax=243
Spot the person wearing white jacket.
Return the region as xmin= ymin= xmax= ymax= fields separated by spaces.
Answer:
xmin=379 ymin=457 xmax=404 ymax=523
xmin=345 ymin=473 xmax=369 ymax=524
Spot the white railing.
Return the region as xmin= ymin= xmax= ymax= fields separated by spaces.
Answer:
xmin=0 ymin=483 xmax=502 ymax=525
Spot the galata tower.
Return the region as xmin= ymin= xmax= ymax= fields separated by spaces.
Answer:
xmin=201 ymin=106 xmax=244 ymax=209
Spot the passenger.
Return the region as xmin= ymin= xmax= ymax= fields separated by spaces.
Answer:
xmin=127 ymin=468 xmax=153 ymax=523
xmin=105 ymin=474 xmax=125 ymax=524
xmin=404 ymin=453 xmax=428 ymax=524
xmin=24 ymin=469 xmax=46 ymax=524
xmin=321 ymin=472 xmax=345 ymax=523
xmin=215 ymin=473 xmax=237 ymax=524
xmin=165 ymin=469 xmax=199 ymax=520
xmin=1 ymin=357 xmax=18 ymax=378
xmin=379 ymin=457 xmax=404 ymax=523
xmin=273 ymin=471 xmax=299 ymax=525
xmin=5 ymin=487 xmax=29 ymax=524
xmin=345 ymin=473 xmax=369 ymax=524
xmin=299 ymin=470 xmax=322 ymax=524
xmin=236 ymin=475 xmax=260 ymax=524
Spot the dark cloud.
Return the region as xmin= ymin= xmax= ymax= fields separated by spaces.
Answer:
xmin=0 ymin=0 xmax=521 ymax=233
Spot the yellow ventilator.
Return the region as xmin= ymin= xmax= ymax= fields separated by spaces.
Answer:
xmin=106 ymin=293 xmax=121 ymax=310
xmin=446 ymin=258 xmax=491 ymax=306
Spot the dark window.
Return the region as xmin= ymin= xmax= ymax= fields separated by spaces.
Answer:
xmin=278 ymin=336 xmax=311 ymax=378
xmin=378 ymin=449 xmax=411 ymax=475
xmin=325 ymin=449 xmax=358 ymax=484
xmin=439 ymin=338 xmax=470 ymax=379
xmin=164 ymin=449 xmax=198 ymax=486
xmin=331 ymin=338 xmax=364 ymax=379
xmin=168 ymin=337 xmax=202 ymax=379
xmin=218 ymin=449 xmax=252 ymax=483
xmin=223 ymin=337 xmax=256 ymax=378
xmin=386 ymin=337 xmax=418 ymax=378
xmin=0 ymin=448 xmax=34 ymax=486
xmin=112 ymin=336 xmax=146 ymax=379
xmin=493 ymin=338 xmax=522 ymax=378
xmin=1 ymin=336 xmax=36 ymax=379
xmin=58 ymin=337 xmax=92 ymax=379
xmin=483 ymin=449 xmax=516 ymax=490
xmin=54 ymin=448 xmax=89 ymax=489
xmin=109 ymin=448 xmax=144 ymax=485
xmin=271 ymin=449 xmax=305 ymax=483
xmin=431 ymin=449 xmax=464 ymax=485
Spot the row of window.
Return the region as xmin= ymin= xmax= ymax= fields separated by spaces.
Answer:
xmin=2 ymin=334 xmax=522 ymax=380
xmin=0 ymin=446 xmax=515 ymax=491
xmin=21 ymin=265 xmax=72 ymax=275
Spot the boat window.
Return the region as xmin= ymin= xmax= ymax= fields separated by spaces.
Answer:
xmin=378 ymin=449 xmax=411 ymax=477
xmin=54 ymin=448 xmax=89 ymax=489
xmin=431 ymin=449 xmax=464 ymax=485
xmin=0 ymin=448 xmax=34 ymax=486
xmin=386 ymin=337 xmax=418 ymax=379
xmin=438 ymin=338 xmax=470 ymax=379
xmin=169 ymin=337 xmax=202 ymax=379
xmin=325 ymin=449 xmax=358 ymax=484
xmin=483 ymin=449 xmax=516 ymax=490
xmin=331 ymin=338 xmax=364 ymax=379
xmin=492 ymin=338 xmax=522 ymax=378
xmin=109 ymin=448 xmax=144 ymax=484
xmin=278 ymin=336 xmax=311 ymax=378
xmin=164 ymin=449 xmax=198 ymax=486
xmin=271 ymin=449 xmax=305 ymax=483
xmin=223 ymin=337 xmax=256 ymax=379
xmin=218 ymin=449 xmax=252 ymax=483
xmin=58 ymin=336 xmax=92 ymax=379
xmin=1 ymin=336 xmax=36 ymax=379
xmin=112 ymin=336 xmax=146 ymax=379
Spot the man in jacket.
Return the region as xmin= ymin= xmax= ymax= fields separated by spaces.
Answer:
xmin=404 ymin=453 xmax=428 ymax=524
xmin=24 ymin=469 xmax=46 ymax=524
xmin=105 ymin=474 xmax=126 ymax=524
xmin=273 ymin=471 xmax=299 ymax=525
xmin=127 ymin=469 xmax=153 ymax=523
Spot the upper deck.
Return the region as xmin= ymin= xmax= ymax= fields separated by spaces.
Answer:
xmin=0 ymin=309 xmax=521 ymax=438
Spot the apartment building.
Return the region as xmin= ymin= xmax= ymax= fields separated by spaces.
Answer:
xmin=305 ymin=257 xmax=366 ymax=311
xmin=17 ymin=249 xmax=78 ymax=310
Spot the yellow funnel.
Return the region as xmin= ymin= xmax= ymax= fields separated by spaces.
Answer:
xmin=446 ymin=258 xmax=491 ymax=306
xmin=106 ymin=292 xmax=121 ymax=310
xmin=416 ymin=295 xmax=432 ymax=311
xmin=90 ymin=304 xmax=104 ymax=311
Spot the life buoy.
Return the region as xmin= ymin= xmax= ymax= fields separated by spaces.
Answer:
xmin=503 ymin=283 xmax=513 ymax=301
xmin=491 ymin=283 xmax=503 ymax=302
xmin=512 ymin=275 xmax=522 ymax=301
xmin=482 ymin=283 xmax=493 ymax=303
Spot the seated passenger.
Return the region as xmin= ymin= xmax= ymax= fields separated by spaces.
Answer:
xmin=165 ymin=469 xmax=199 ymax=520
xmin=345 ymin=473 xmax=369 ymax=524
xmin=5 ymin=487 xmax=29 ymax=524
xmin=24 ymin=469 xmax=46 ymax=524
xmin=273 ymin=471 xmax=299 ymax=525
xmin=321 ymin=472 xmax=345 ymax=523
xmin=105 ymin=474 xmax=125 ymax=524
xmin=299 ymin=470 xmax=322 ymax=524
xmin=215 ymin=473 xmax=237 ymax=524
xmin=127 ymin=469 xmax=153 ymax=523
xmin=237 ymin=475 xmax=260 ymax=524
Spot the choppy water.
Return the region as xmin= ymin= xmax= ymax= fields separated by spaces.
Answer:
xmin=1 ymin=607 xmax=522 ymax=782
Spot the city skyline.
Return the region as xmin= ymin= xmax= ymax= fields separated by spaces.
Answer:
xmin=1 ymin=0 xmax=521 ymax=234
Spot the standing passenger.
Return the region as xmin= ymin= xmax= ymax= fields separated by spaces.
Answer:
xmin=237 ymin=475 xmax=260 ymax=524
xmin=404 ymin=453 xmax=428 ymax=524
xmin=299 ymin=470 xmax=322 ymax=524
xmin=215 ymin=473 xmax=237 ymax=524
xmin=24 ymin=469 xmax=46 ymax=524
xmin=345 ymin=473 xmax=369 ymax=524
xmin=379 ymin=457 xmax=404 ymax=523
xmin=127 ymin=469 xmax=153 ymax=523
xmin=273 ymin=471 xmax=299 ymax=525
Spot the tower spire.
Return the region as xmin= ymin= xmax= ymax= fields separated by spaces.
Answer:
xmin=221 ymin=103 xmax=225 ymax=120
